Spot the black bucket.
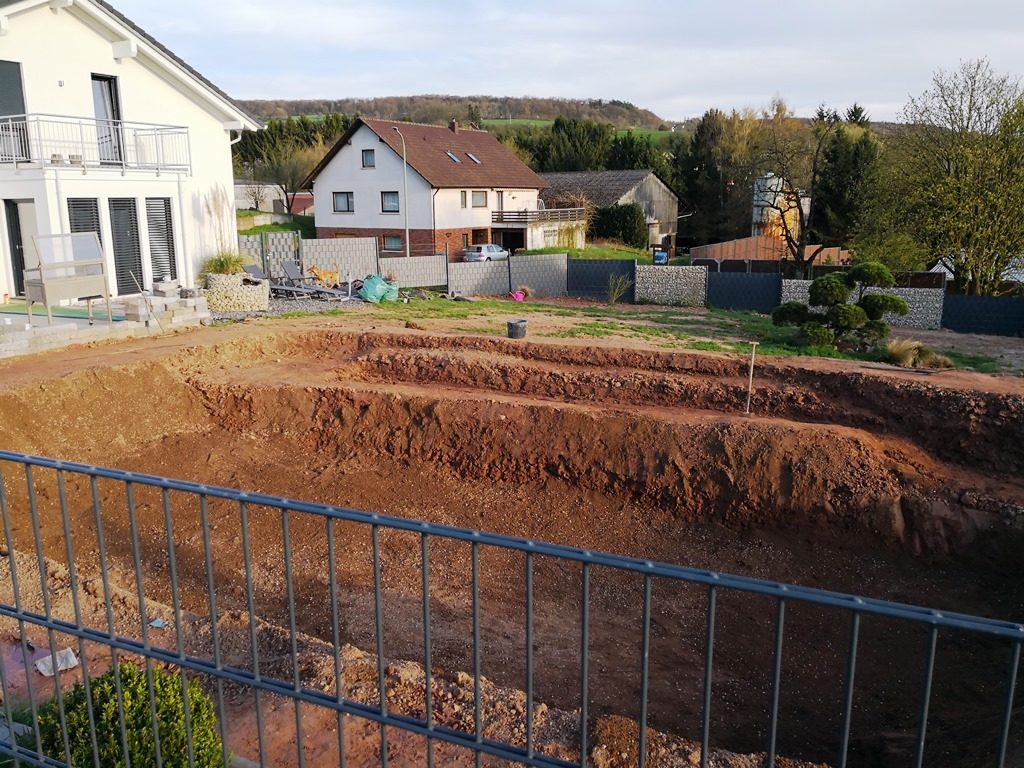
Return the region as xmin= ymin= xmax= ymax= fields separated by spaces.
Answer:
xmin=507 ymin=319 xmax=527 ymax=339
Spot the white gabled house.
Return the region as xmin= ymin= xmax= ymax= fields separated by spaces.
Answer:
xmin=0 ymin=0 xmax=260 ymax=299
xmin=303 ymin=118 xmax=586 ymax=259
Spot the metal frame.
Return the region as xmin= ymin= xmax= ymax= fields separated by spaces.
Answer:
xmin=0 ymin=450 xmax=1020 ymax=768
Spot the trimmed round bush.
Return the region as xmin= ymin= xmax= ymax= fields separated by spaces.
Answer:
xmin=801 ymin=322 xmax=835 ymax=347
xmin=39 ymin=662 xmax=225 ymax=768
xmin=772 ymin=301 xmax=811 ymax=326
xmin=828 ymin=303 xmax=868 ymax=332
xmin=849 ymin=261 xmax=896 ymax=289
xmin=808 ymin=273 xmax=852 ymax=307
xmin=861 ymin=319 xmax=891 ymax=344
xmin=860 ymin=293 xmax=909 ymax=321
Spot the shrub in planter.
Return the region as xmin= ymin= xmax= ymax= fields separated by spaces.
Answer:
xmin=39 ymin=662 xmax=225 ymax=768
xmin=199 ymin=252 xmax=248 ymax=285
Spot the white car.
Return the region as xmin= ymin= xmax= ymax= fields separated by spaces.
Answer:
xmin=463 ymin=244 xmax=509 ymax=262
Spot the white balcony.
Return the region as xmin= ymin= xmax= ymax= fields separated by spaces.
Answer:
xmin=0 ymin=113 xmax=191 ymax=173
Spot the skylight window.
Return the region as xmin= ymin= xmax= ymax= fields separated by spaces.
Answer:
xmin=445 ymin=151 xmax=462 ymax=163
xmin=466 ymin=153 xmax=481 ymax=164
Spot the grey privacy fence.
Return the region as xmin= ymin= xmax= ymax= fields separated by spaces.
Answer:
xmin=941 ymin=294 xmax=1024 ymax=337
xmin=0 ymin=450 xmax=1021 ymax=768
xmin=707 ymin=273 xmax=783 ymax=313
xmin=566 ymin=260 xmax=636 ymax=302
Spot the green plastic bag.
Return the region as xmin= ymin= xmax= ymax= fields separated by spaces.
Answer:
xmin=383 ymin=281 xmax=401 ymax=302
xmin=359 ymin=275 xmax=389 ymax=303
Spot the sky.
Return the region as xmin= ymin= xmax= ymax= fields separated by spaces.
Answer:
xmin=114 ymin=0 xmax=1024 ymax=122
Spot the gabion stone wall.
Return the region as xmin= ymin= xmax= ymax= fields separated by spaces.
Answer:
xmin=635 ymin=265 xmax=707 ymax=306
xmin=204 ymin=274 xmax=269 ymax=313
xmin=781 ymin=280 xmax=944 ymax=330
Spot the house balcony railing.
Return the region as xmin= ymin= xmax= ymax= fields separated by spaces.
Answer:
xmin=491 ymin=207 xmax=586 ymax=225
xmin=0 ymin=113 xmax=191 ymax=173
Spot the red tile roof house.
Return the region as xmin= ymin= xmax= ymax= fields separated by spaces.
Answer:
xmin=302 ymin=118 xmax=586 ymax=260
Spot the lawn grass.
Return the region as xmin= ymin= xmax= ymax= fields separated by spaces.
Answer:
xmin=521 ymin=243 xmax=649 ymax=261
xmin=238 ymin=214 xmax=316 ymax=239
xmin=941 ymin=350 xmax=1003 ymax=373
xmin=262 ymin=295 xmax=1003 ymax=374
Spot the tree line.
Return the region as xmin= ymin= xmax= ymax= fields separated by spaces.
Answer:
xmin=237 ymin=95 xmax=667 ymax=129
xmin=234 ymin=59 xmax=1023 ymax=295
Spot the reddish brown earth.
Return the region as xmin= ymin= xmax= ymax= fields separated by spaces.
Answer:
xmin=0 ymin=317 xmax=1021 ymax=766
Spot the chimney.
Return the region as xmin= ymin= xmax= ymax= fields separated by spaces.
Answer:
xmin=449 ymin=119 xmax=458 ymax=133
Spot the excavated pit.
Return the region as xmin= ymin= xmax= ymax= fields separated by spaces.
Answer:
xmin=0 ymin=326 xmax=1022 ymax=766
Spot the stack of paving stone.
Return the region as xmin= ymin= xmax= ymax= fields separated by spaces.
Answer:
xmin=123 ymin=294 xmax=211 ymax=326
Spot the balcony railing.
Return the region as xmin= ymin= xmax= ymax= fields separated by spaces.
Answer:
xmin=492 ymin=208 xmax=586 ymax=224
xmin=0 ymin=449 xmax=1021 ymax=767
xmin=0 ymin=113 xmax=191 ymax=173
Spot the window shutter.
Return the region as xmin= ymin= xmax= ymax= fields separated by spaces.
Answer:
xmin=68 ymin=198 xmax=101 ymax=242
xmin=145 ymin=197 xmax=176 ymax=281
xmin=108 ymin=198 xmax=142 ymax=295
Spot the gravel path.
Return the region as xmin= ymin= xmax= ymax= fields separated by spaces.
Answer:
xmin=212 ymin=296 xmax=375 ymax=322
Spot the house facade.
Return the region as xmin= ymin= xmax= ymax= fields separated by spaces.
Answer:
xmin=539 ymin=169 xmax=679 ymax=251
xmin=0 ymin=0 xmax=259 ymax=298
xmin=305 ymin=118 xmax=585 ymax=259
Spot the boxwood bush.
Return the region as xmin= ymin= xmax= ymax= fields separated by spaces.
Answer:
xmin=39 ymin=662 xmax=224 ymax=768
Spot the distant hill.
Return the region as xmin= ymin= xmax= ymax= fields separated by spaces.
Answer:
xmin=237 ymin=95 xmax=674 ymax=130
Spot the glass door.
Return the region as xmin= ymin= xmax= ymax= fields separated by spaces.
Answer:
xmin=91 ymin=75 xmax=122 ymax=164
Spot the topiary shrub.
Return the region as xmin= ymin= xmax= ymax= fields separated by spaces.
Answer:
xmin=808 ymin=273 xmax=852 ymax=307
xmin=849 ymin=261 xmax=896 ymax=290
xmin=772 ymin=301 xmax=811 ymax=326
xmin=861 ymin=319 xmax=891 ymax=344
xmin=770 ymin=261 xmax=906 ymax=354
xmin=39 ymin=662 xmax=225 ymax=768
xmin=801 ymin=322 xmax=835 ymax=347
xmin=860 ymin=293 xmax=909 ymax=321
xmin=827 ymin=303 xmax=868 ymax=333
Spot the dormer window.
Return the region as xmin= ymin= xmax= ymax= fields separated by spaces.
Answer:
xmin=466 ymin=153 xmax=481 ymax=164
xmin=445 ymin=151 xmax=461 ymax=163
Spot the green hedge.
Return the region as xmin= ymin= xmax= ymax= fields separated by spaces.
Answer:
xmin=39 ymin=662 xmax=225 ymax=768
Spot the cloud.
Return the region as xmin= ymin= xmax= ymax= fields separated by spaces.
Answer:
xmin=113 ymin=0 xmax=1024 ymax=121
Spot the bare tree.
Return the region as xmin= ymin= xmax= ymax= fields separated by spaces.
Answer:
xmin=244 ymin=180 xmax=268 ymax=211
xmin=755 ymin=101 xmax=841 ymax=278
xmin=252 ymin=140 xmax=325 ymax=215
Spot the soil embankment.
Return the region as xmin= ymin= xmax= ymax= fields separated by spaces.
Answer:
xmin=0 ymin=322 xmax=1021 ymax=766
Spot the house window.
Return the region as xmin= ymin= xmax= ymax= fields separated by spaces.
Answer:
xmin=383 ymin=235 xmax=402 ymax=251
xmin=460 ymin=191 xmax=467 ymax=208
xmin=471 ymin=191 xmax=487 ymax=208
xmin=381 ymin=191 xmax=400 ymax=213
xmin=445 ymin=151 xmax=461 ymax=163
xmin=362 ymin=149 xmax=375 ymax=168
xmin=461 ymin=234 xmax=469 ymax=248
xmin=466 ymin=152 xmax=481 ymax=164
xmin=146 ymin=197 xmax=177 ymax=281
xmin=333 ymin=192 xmax=354 ymax=213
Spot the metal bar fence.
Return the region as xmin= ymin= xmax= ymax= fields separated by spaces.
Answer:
xmin=0 ymin=450 xmax=1020 ymax=768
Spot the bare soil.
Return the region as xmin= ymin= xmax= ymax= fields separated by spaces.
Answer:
xmin=0 ymin=315 xmax=1021 ymax=767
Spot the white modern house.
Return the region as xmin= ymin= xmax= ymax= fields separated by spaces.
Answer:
xmin=304 ymin=118 xmax=586 ymax=259
xmin=0 ymin=0 xmax=260 ymax=300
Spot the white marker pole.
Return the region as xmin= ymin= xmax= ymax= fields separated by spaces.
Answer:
xmin=745 ymin=342 xmax=759 ymax=415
